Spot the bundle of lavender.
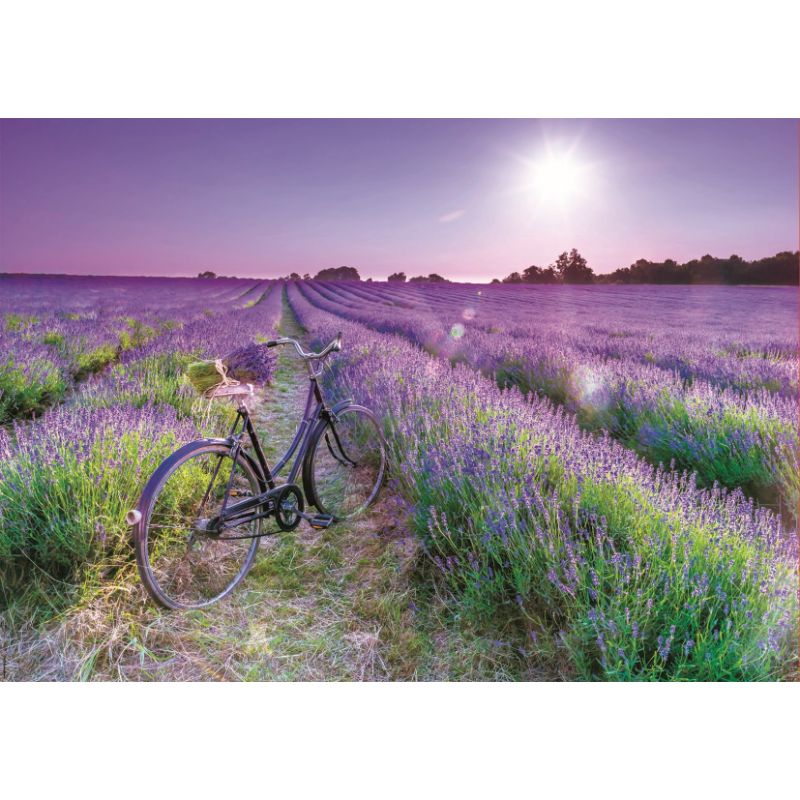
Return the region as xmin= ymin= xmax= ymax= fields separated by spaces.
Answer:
xmin=186 ymin=342 xmax=276 ymax=396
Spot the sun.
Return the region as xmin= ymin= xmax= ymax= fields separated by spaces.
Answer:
xmin=527 ymin=150 xmax=590 ymax=208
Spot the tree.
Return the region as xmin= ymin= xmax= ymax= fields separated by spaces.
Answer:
xmin=314 ymin=265 xmax=361 ymax=281
xmin=198 ymin=270 xmax=216 ymax=279
xmin=553 ymin=249 xmax=594 ymax=284
xmin=521 ymin=264 xmax=558 ymax=284
xmin=595 ymin=251 xmax=800 ymax=285
xmin=499 ymin=261 xmax=565 ymax=284
xmin=388 ymin=272 xmax=407 ymax=282
xmin=289 ymin=272 xmax=301 ymax=280
xmin=409 ymin=273 xmax=450 ymax=283
xmin=303 ymin=273 xmax=310 ymax=280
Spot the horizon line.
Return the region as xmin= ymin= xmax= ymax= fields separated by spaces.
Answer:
xmin=1 ymin=247 xmax=798 ymax=285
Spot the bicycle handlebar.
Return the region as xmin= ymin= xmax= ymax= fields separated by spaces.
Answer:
xmin=265 ymin=332 xmax=342 ymax=360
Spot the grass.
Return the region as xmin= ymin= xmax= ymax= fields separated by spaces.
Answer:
xmin=4 ymin=313 xmax=39 ymax=331
xmin=73 ymin=343 xmax=120 ymax=379
xmin=117 ymin=319 xmax=158 ymax=352
xmin=0 ymin=357 xmax=69 ymax=423
xmin=0 ymin=411 xmax=192 ymax=622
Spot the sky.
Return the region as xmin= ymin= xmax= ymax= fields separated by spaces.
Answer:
xmin=0 ymin=119 xmax=796 ymax=281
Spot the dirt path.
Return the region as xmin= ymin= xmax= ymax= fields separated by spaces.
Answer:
xmin=3 ymin=296 xmax=546 ymax=681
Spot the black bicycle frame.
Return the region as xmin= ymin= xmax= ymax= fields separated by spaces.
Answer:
xmin=210 ymin=363 xmax=342 ymax=535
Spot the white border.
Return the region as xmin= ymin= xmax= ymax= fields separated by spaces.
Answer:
xmin=1 ymin=683 xmax=799 ymax=795
xmin=1 ymin=1 xmax=799 ymax=117
xmin=1 ymin=1 xmax=798 ymax=794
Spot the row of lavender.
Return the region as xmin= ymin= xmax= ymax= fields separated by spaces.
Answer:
xmin=0 ymin=275 xmax=269 ymax=423
xmin=297 ymin=281 xmax=798 ymax=523
xmin=327 ymin=281 xmax=797 ymax=396
xmin=286 ymin=282 xmax=797 ymax=680
xmin=0 ymin=278 xmax=283 ymax=612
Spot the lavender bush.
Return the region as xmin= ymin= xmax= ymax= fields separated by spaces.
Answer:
xmin=287 ymin=282 xmax=798 ymax=680
xmin=296 ymin=280 xmax=798 ymax=523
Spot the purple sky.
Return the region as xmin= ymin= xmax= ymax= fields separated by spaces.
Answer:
xmin=0 ymin=119 xmax=796 ymax=281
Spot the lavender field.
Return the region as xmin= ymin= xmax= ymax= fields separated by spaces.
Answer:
xmin=0 ymin=275 xmax=283 ymax=620
xmin=1 ymin=275 xmax=797 ymax=681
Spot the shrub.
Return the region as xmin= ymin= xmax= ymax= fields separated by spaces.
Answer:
xmin=0 ymin=358 xmax=69 ymax=423
xmin=288 ymin=284 xmax=798 ymax=680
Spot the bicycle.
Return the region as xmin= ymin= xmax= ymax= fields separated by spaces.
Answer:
xmin=126 ymin=332 xmax=387 ymax=609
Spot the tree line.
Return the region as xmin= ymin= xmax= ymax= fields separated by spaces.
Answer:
xmin=196 ymin=250 xmax=798 ymax=285
xmin=494 ymin=249 xmax=798 ymax=285
xmin=598 ymin=251 xmax=798 ymax=285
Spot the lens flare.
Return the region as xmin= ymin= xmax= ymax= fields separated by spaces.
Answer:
xmin=450 ymin=323 xmax=465 ymax=339
xmin=574 ymin=366 xmax=608 ymax=410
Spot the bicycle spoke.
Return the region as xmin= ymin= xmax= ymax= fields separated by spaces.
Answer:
xmin=309 ymin=407 xmax=385 ymax=520
xmin=142 ymin=447 xmax=260 ymax=607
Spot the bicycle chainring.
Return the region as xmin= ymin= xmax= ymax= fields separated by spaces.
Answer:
xmin=275 ymin=484 xmax=304 ymax=531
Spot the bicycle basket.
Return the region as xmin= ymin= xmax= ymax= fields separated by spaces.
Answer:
xmin=185 ymin=342 xmax=274 ymax=399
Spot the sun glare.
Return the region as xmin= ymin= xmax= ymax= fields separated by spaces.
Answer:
xmin=526 ymin=148 xmax=591 ymax=210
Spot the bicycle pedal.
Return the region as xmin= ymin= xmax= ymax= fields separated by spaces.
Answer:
xmin=307 ymin=514 xmax=334 ymax=530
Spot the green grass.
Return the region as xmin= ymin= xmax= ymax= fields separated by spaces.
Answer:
xmin=0 ymin=422 xmax=188 ymax=620
xmin=74 ymin=343 xmax=119 ymax=378
xmin=4 ymin=313 xmax=39 ymax=331
xmin=0 ymin=358 xmax=69 ymax=423
xmin=117 ymin=320 xmax=158 ymax=351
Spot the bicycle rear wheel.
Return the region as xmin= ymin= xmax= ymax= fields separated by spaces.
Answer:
xmin=303 ymin=404 xmax=386 ymax=521
xmin=133 ymin=442 xmax=262 ymax=609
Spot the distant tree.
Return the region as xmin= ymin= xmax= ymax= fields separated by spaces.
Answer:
xmin=553 ymin=249 xmax=594 ymax=284
xmin=388 ymin=271 xmax=407 ymax=282
xmin=745 ymin=251 xmax=798 ymax=284
xmin=572 ymin=250 xmax=799 ymax=285
xmin=289 ymin=272 xmax=301 ymax=280
xmin=314 ymin=265 xmax=361 ymax=281
xmin=198 ymin=270 xmax=216 ymax=279
xmin=409 ymin=273 xmax=449 ymax=283
xmin=303 ymin=273 xmax=310 ymax=280
xmin=521 ymin=264 xmax=558 ymax=284
xmin=366 ymin=277 xmax=373 ymax=282
xmin=499 ymin=262 xmax=564 ymax=285
xmin=490 ymin=278 xmax=501 ymax=284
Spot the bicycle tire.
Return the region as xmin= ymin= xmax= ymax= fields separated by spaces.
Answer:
xmin=302 ymin=404 xmax=386 ymax=521
xmin=132 ymin=440 xmax=262 ymax=609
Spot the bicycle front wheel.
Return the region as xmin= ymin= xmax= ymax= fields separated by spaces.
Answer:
xmin=303 ymin=405 xmax=387 ymax=521
xmin=134 ymin=442 xmax=262 ymax=609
